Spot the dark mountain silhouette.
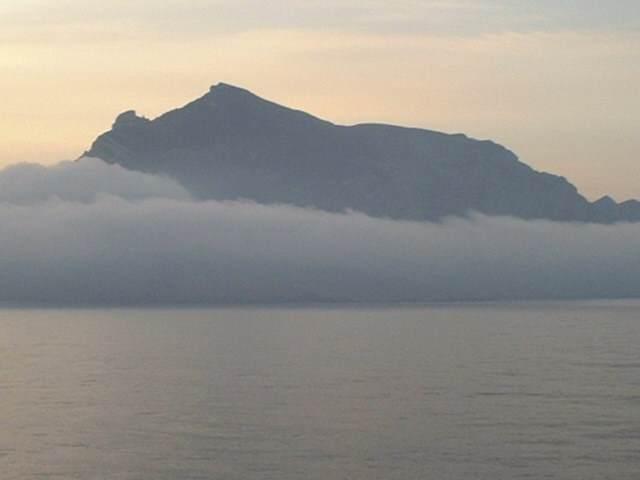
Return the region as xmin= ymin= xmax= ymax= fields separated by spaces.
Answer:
xmin=84 ymin=83 xmax=640 ymax=223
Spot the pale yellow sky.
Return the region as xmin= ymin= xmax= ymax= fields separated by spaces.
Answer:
xmin=1 ymin=1 xmax=639 ymax=200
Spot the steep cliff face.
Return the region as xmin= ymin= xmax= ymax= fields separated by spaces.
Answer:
xmin=85 ymin=83 xmax=638 ymax=223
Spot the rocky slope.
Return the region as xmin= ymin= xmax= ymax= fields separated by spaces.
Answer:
xmin=84 ymin=83 xmax=639 ymax=223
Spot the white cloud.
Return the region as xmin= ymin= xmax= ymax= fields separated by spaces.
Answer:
xmin=0 ymin=158 xmax=638 ymax=305
xmin=0 ymin=157 xmax=189 ymax=204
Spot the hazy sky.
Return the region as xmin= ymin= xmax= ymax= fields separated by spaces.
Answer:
xmin=1 ymin=1 xmax=638 ymax=200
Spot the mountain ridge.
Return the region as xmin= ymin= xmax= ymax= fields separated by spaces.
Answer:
xmin=84 ymin=83 xmax=639 ymax=223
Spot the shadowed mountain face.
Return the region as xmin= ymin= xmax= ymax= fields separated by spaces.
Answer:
xmin=85 ymin=83 xmax=639 ymax=223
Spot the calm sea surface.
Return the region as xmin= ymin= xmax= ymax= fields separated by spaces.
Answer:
xmin=2 ymin=302 xmax=640 ymax=479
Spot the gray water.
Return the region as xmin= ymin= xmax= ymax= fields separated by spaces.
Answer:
xmin=2 ymin=302 xmax=640 ymax=479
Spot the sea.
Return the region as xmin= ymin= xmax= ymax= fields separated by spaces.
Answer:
xmin=2 ymin=301 xmax=640 ymax=479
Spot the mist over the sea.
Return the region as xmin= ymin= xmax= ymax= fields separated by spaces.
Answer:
xmin=0 ymin=158 xmax=638 ymax=305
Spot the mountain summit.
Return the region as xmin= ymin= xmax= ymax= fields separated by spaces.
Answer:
xmin=84 ymin=83 xmax=639 ymax=223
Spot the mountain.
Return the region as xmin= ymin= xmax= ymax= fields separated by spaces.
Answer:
xmin=84 ymin=83 xmax=640 ymax=223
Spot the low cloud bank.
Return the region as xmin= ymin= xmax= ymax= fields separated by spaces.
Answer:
xmin=0 ymin=158 xmax=189 ymax=204
xmin=0 ymin=158 xmax=638 ymax=305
